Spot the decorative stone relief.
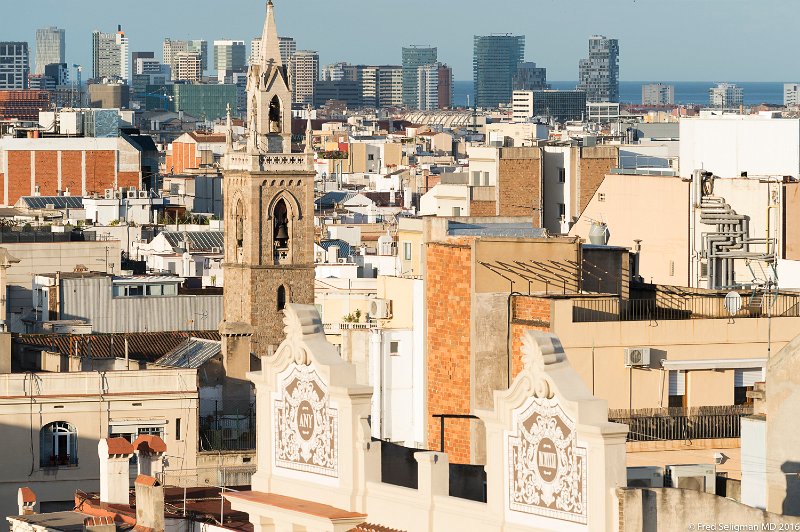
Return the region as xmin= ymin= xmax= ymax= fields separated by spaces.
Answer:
xmin=273 ymin=364 xmax=338 ymax=478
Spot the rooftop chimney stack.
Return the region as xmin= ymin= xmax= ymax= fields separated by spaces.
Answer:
xmin=132 ymin=435 xmax=167 ymax=478
xmin=98 ymin=438 xmax=134 ymax=505
xmin=17 ymin=487 xmax=36 ymax=515
xmin=134 ymin=475 xmax=165 ymax=532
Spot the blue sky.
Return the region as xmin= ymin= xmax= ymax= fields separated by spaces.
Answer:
xmin=0 ymin=0 xmax=796 ymax=81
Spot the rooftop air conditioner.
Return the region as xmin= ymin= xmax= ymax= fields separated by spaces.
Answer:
xmin=369 ymin=298 xmax=392 ymax=319
xmin=624 ymin=347 xmax=651 ymax=367
xmin=315 ymin=252 xmax=324 ymax=262
xmin=627 ymin=466 xmax=664 ymax=488
xmin=45 ymin=204 xmax=55 ymax=210
xmin=127 ymin=189 xmax=136 ymax=199
xmin=139 ymin=190 xmax=148 ymax=199
xmin=211 ymin=247 xmax=221 ymax=254
xmin=104 ymin=188 xmax=114 ymax=200
xmin=666 ymin=464 xmax=716 ymax=494
xmin=114 ymin=190 xmax=123 ymax=199
xmin=337 ymin=257 xmax=348 ymax=264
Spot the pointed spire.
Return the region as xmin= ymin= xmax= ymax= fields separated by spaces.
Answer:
xmin=304 ymin=104 xmax=313 ymax=154
xmin=225 ymin=103 xmax=233 ymax=149
xmin=259 ymin=0 xmax=283 ymax=70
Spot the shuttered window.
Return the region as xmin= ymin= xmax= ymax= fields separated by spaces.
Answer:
xmin=669 ymin=370 xmax=686 ymax=396
xmin=734 ymin=368 xmax=762 ymax=388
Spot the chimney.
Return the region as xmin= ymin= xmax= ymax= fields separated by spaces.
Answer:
xmin=134 ymin=475 xmax=165 ymax=532
xmin=132 ymin=435 xmax=166 ymax=478
xmin=17 ymin=487 xmax=36 ymax=515
xmin=98 ymin=438 xmax=134 ymax=505
xmin=83 ymin=516 xmax=115 ymax=532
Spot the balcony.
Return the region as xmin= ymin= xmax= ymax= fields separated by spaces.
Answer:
xmin=572 ymin=292 xmax=800 ymax=323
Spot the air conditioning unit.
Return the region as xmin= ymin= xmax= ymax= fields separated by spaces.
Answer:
xmin=315 ymin=252 xmax=324 ymax=262
xmin=627 ymin=466 xmax=664 ymax=488
xmin=114 ymin=190 xmax=123 ymax=199
xmin=127 ymin=189 xmax=137 ymax=199
xmin=211 ymin=247 xmax=221 ymax=254
xmin=369 ymin=298 xmax=392 ymax=319
xmin=624 ymin=347 xmax=651 ymax=367
xmin=666 ymin=464 xmax=716 ymax=494
xmin=337 ymin=257 xmax=348 ymax=264
xmin=104 ymin=188 xmax=114 ymax=199
xmin=45 ymin=203 xmax=55 ymax=210
xmin=138 ymin=190 xmax=148 ymax=199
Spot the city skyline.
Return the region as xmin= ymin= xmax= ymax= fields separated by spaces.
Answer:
xmin=0 ymin=0 xmax=797 ymax=82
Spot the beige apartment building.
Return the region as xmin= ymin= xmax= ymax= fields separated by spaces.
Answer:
xmin=0 ymin=363 xmax=198 ymax=520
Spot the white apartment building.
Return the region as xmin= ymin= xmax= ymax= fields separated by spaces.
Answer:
xmin=642 ymin=83 xmax=674 ymax=106
xmin=290 ymin=50 xmax=319 ymax=105
xmin=512 ymin=90 xmax=534 ymax=121
xmin=785 ymin=83 xmax=800 ymax=107
xmin=417 ymin=63 xmax=439 ymax=111
xmin=174 ymin=52 xmax=202 ymax=83
xmin=709 ymin=82 xmax=744 ymax=109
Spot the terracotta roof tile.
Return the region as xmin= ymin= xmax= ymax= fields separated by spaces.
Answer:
xmin=105 ymin=437 xmax=134 ymax=456
xmin=225 ymin=491 xmax=365 ymax=521
xmin=18 ymin=487 xmax=36 ymax=503
xmin=134 ymin=475 xmax=160 ymax=487
xmin=350 ymin=525 xmax=406 ymax=532
xmin=132 ymin=435 xmax=167 ymax=454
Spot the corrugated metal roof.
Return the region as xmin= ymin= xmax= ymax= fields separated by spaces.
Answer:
xmin=319 ymin=239 xmax=352 ymax=257
xmin=315 ymin=191 xmax=357 ymax=209
xmin=20 ymin=196 xmax=84 ymax=209
xmin=161 ymin=231 xmax=224 ymax=252
xmin=15 ymin=331 xmax=221 ymax=363
xmin=447 ymin=222 xmax=548 ymax=238
xmin=155 ymin=337 xmax=221 ymax=368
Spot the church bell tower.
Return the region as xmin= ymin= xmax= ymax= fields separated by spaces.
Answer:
xmin=220 ymin=0 xmax=316 ymax=371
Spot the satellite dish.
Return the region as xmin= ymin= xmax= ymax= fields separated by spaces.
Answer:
xmin=725 ymin=291 xmax=742 ymax=315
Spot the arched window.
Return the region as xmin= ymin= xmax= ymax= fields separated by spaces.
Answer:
xmin=277 ymin=285 xmax=287 ymax=311
xmin=41 ymin=421 xmax=78 ymax=467
xmin=234 ymin=200 xmax=244 ymax=263
xmin=269 ymin=95 xmax=281 ymax=133
xmin=273 ymin=198 xmax=289 ymax=251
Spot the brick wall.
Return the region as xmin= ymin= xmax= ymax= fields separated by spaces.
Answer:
xmin=35 ymin=151 xmax=58 ymax=196
xmin=510 ymin=295 xmax=553 ymax=378
xmin=60 ymin=151 xmax=83 ymax=196
xmin=577 ymin=146 xmax=617 ymax=214
xmin=469 ymin=200 xmax=496 ymax=216
xmin=84 ymin=151 xmax=116 ymax=196
xmin=498 ymin=147 xmax=542 ymax=223
xmin=426 ymin=241 xmax=472 ymax=463
xmin=7 ymin=151 xmax=31 ymax=203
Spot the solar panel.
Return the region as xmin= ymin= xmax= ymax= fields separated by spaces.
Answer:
xmin=21 ymin=196 xmax=84 ymax=210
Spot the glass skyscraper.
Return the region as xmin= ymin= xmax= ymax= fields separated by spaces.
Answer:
xmin=401 ymin=46 xmax=437 ymax=109
xmin=35 ymin=27 xmax=65 ymax=75
xmin=473 ymin=34 xmax=524 ymax=109
xmin=577 ymin=35 xmax=619 ymax=103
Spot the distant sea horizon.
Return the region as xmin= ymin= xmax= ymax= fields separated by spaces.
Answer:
xmin=453 ymin=80 xmax=790 ymax=107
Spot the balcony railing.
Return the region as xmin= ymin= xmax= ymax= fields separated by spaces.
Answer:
xmin=572 ymin=294 xmax=800 ymax=323
xmin=608 ymin=405 xmax=753 ymax=442
xmin=323 ymin=322 xmax=373 ymax=333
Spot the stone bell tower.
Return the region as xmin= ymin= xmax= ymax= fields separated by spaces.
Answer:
xmin=220 ymin=0 xmax=316 ymax=371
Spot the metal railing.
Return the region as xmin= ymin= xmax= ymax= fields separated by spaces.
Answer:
xmin=199 ymin=401 xmax=256 ymax=452
xmin=572 ymin=294 xmax=800 ymax=322
xmin=323 ymin=322 xmax=373 ymax=332
xmin=609 ymin=405 xmax=753 ymax=442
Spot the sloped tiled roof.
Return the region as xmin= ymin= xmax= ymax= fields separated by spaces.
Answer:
xmin=319 ymin=239 xmax=352 ymax=258
xmin=15 ymin=331 xmax=221 ymax=363
xmin=155 ymin=337 xmax=221 ymax=368
xmin=161 ymin=231 xmax=224 ymax=252
xmin=315 ymin=191 xmax=357 ymax=209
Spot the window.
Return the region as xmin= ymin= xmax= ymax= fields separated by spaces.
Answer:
xmin=389 ymin=341 xmax=399 ymax=356
xmin=277 ymin=285 xmax=287 ymax=311
xmin=734 ymin=368 xmax=761 ymax=405
xmin=367 ymin=154 xmax=375 ymax=161
xmin=175 ymin=418 xmax=182 ymax=441
xmin=558 ymin=203 xmax=566 ymax=218
xmin=403 ymin=242 xmax=412 ymax=261
xmin=482 ymin=171 xmax=490 ymax=186
xmin=452 ymin=206 xmax=461 ymax=217
xmin=558 ymin=167 xmax=566 ymax=183
xmin=668 ymin=370 xmax=686 ymax=408
xmin=146 ymin=284 xmax=163 ymax=296
xmin=41 ymin=421 xmax=78 ymax=467
xmin=169 ymin=183 xmax=180 ymax=196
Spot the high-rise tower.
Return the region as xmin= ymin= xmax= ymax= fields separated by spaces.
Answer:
xmin=220 ymin=0 xmax=316 ymax=379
